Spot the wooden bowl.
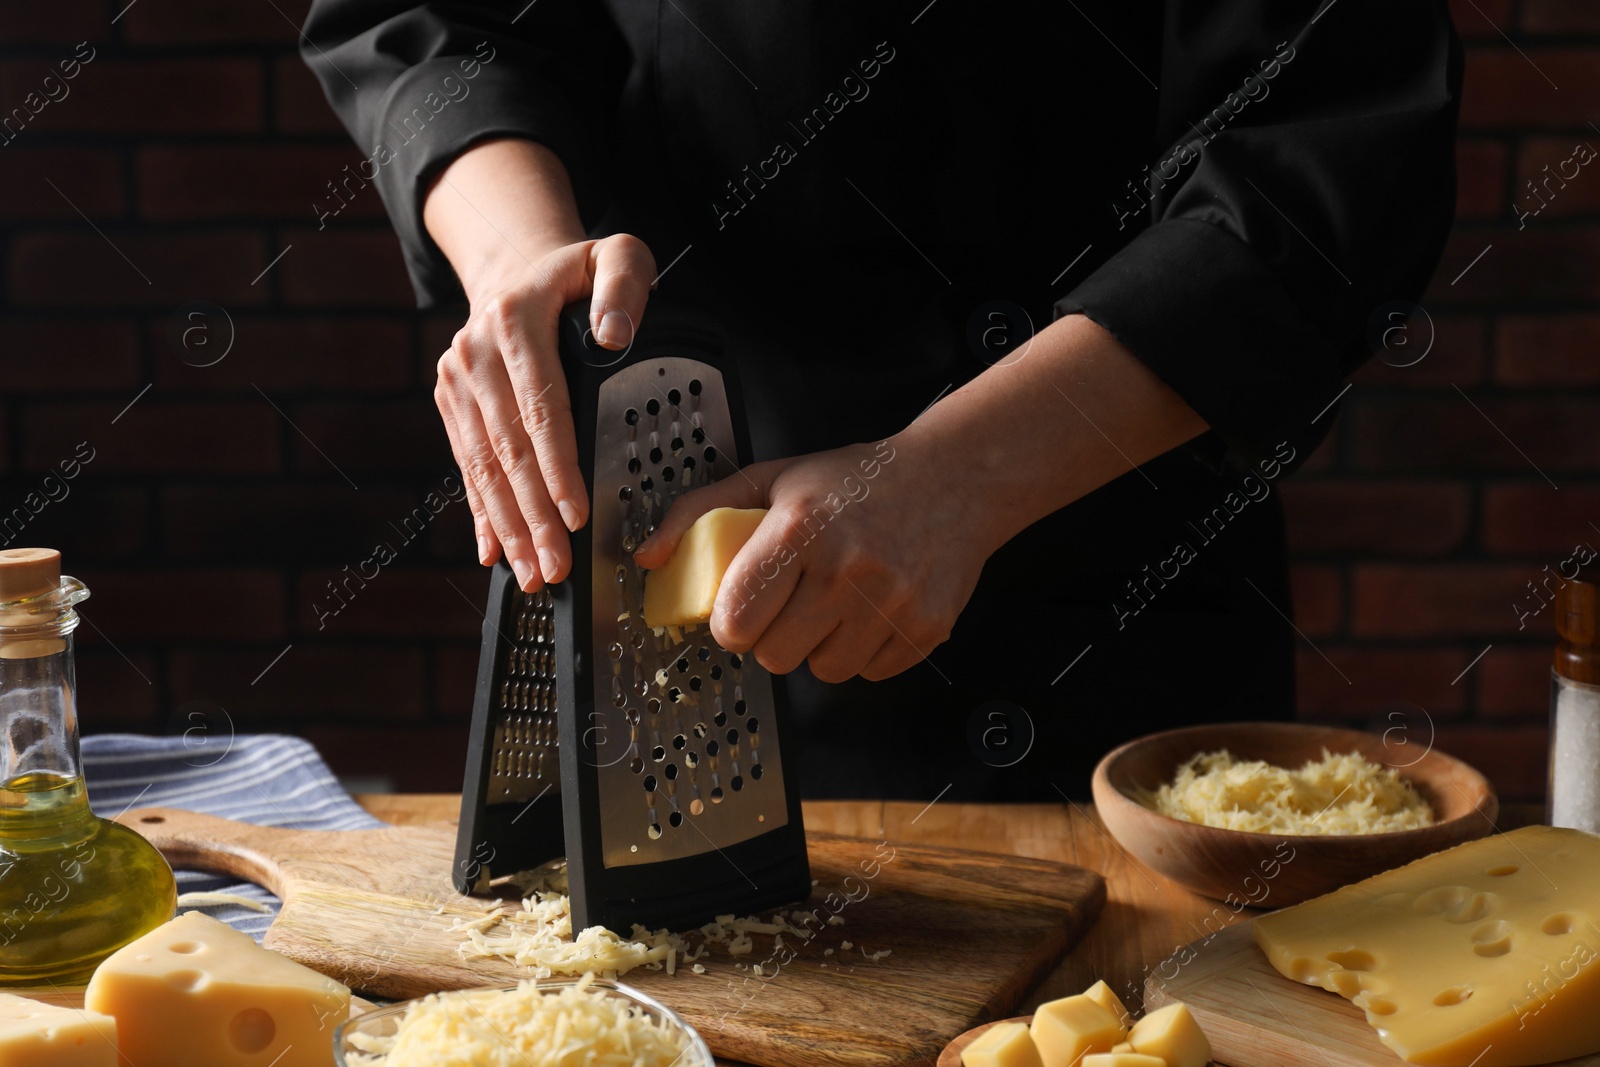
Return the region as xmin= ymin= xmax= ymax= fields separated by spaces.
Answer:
xmin=938 ymin=1016 xmax=1032 ymax=1067
xmin=1091 ymin=722 xmax=1498 ymax=906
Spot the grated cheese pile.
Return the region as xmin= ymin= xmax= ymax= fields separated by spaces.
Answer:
xmin=344 ymin=974 xmax=689 ymax=1067
xmin=1135 ymin=748 xmax=1435 ymax=835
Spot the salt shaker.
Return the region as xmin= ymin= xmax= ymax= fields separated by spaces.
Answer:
xmin=1550 ymin=570 xmax=1600 ymax=832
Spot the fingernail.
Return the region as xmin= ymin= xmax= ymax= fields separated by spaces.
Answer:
xmin=599 ymin=309 xmax=629 ymax=348
xmin=537 ymin=548 xmax=558 ymax=583
xmin=477 ymin=536 xmax=491 ymax=565
xmin=510 ymin=557 xmax=535 ymax=590
xmin=557 ymin=499 xmax=580 ymax=532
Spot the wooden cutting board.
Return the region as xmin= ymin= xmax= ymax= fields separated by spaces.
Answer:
xmin=1144 ymin=923 xmax=1600 ymax=1067
xmin=119 ymin=807 xmax=1104 ymax=1067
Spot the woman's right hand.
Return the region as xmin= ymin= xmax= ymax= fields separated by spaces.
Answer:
xmin=433 ymin=232 xmax=657 ymax=591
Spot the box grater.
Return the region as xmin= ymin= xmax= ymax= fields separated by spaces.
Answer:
xmin=453 ymin=301 xmax=811 ymax=935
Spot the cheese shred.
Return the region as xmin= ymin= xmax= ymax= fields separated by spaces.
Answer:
xmin=1135 ymin=748 xmax=1435 ymax=835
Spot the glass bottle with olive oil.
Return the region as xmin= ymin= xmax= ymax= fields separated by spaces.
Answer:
xmin=0 ymin=547 xmax=175 ymax=985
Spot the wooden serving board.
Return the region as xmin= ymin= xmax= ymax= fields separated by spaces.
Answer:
xmin=119 ymin=807 xmax=1104 ymax=1067
xmin=1144 ymin=923 xmax=1600 ymax=1067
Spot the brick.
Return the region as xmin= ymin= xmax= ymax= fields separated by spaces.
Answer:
xmin=1290 ymin=564 xmax=1342 ymax=638
xmin=1296 ymin=647 xmax=1470 ymax=721
xmin=9 ymin=231 xmax=267 ymax=307
xmin=1352 ymin=564 xmax=1554 ymax=639
xmin=1427 ymin=227 xmax=1600 ymax=304
xmin=1354 ymin=315 xmax=1488 ymax=388
xmin=5 ymin=7 xmax=111 ymax=43
xmin=301 ymin=724 xmax=468 ymax=792
xmin=168 ymin=643 xmax=426 ymax=725
xmin=152 ymin=316 xmax=412 ymax=392
xmin=1522 ymin=0 xmax=1600 ymax=35
xmin=1455 ymin=140 xmax=1508 ymax=220
xmin=1281 ymin=481 xmax=1470 ymax=555
xmin=273 ymin=55 xmax=345 ymax=134
xmin=286 ymin=400 xmax=451 ymax=476
xmin=0 ymin=486 xmax=151 ymax=560
xmin=1460 ymin=49 xmax=1600 ymax=129
xmin=1430 ymin=723 xmax=1549 ymax=802
xmin=76 ymin=567 xmax=287 ymax=642
xmin=1511 ymin=138 xmax=1600 ymax=222
xmin=0 ymin=59 xmax=261 ymax=135
xmin=0 ymin=320 xmax=140 ymax=389
xmin=1477 ymin=645 xmax=1555 ymax=718
xmin=76 ymin=648 xmax=162 ymax=729
xmin=1481 ymin=484 xmax=1600 ymax=554
xmin=0 ymin=147 xmax=124 ymax=219
xmin=434 ymin=643 xmax=481 ymax=719
xmin=162 ymin=484 xmax=423 ymax=562
xmin=1450 ymin=0 xmax=1514 ymax=37
xmin=123 ymin=0 xmax=310 ymax=43
xmin=295 ymin=566 xmax=488 ymax=639
xmin=1349 ymin=396 xmax=1600 ymax=474
xmin=1496 ymin=315 xmax=1600 ymax=386
xmin=21 ymin=402 xmax=279 ymax=475
xmin=137 ymin=145 xmax=387 ymax=221
xmin=280 ymin=228 xmax=413 ymax=307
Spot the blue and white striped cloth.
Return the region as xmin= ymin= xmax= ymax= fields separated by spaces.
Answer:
xmin=80 ymin=734 xmax=384 ymax=941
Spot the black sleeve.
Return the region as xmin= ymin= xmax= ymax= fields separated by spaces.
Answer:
xmin=299 ymin=0 xmax=627 ymax=306
xmin=1055 ymin=1 xmax=1462 ymax=473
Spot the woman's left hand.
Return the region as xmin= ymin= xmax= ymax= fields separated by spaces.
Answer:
xmin=632 ymin=436 xmax=996 ymax=682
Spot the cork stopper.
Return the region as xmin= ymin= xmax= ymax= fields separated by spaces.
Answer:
xmin=0 ymin=548 xmax=61 ymax=602
xmin=1556 ymin=570 xmax=1600 ymax=685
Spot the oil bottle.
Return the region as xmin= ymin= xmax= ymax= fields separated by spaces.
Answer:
xmin=0 ymin=547 xmax=175 ymax=985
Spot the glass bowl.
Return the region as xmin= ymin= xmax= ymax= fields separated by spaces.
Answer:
xmin=333 ymin=977 xmax=714 ymax=1067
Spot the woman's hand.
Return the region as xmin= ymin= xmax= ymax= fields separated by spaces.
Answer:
xmin=632 ymin=437 xmax=997 ymax=682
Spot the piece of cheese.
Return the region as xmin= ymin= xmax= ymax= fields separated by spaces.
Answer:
xmin=1253 ymin=826 xmax=1600 ymax=1067
xmin=84 ymin=911 xmax=348 ymax=1067
xmin=1030 ymin=994 xmax=1127 ymax=1067
xmin=1082 ymin=1055 xmax=1168 ymax=1067
xmin=641 ymin=507 xmax=766 ymax=627
xmin=0 ymin=994 xmax=118 ymax=1067
xmin=1126 ymin=1003 xmax=1212 ymax=1067
xmin=962 ymin=1021 xmax=1045 ymax=1067
xmin=1084 ymin=979 xmax=1132 ymax=1028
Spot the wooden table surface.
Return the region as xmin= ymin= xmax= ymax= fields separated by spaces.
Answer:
xmin=354 ymin=795 xmax=1253 ymax=1018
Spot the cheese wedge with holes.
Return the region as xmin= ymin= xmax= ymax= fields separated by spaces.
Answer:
xmin=0 ymin=994 xmax=118 ymax=1067
xmin=642 ymin=507 xmax=766 ymax=627
xmin=961 ymin=1021 xmax=1045 ymax=1067
xmin=84 ymin=911 xmax=348 ymax=1067
xmin=1253 ymin=825 xmax=1600 ymax=1066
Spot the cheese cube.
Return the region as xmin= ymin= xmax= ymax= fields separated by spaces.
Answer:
xmin=1253 ymin=825 xmax=1600 ymax=1066
xmin=1111 ymin=1041 xmax=1135 ymax=1053
xmin=1084 ymin=979 xmax=1132 ymax=1027
xmin=84 ymin=912 xmax=348 ymax=1067
xmin=1126 ymin=1003 xmax=1212 ymax=1067
xmin=1029 ymin=994 xmax=1126 ymax=1067
xmin=0 ymin=994 xmax=118 ymax=1067
xmin=1082 ymin=1055 xmax=1168 ymax=1067
xmin=642 ymin=507 xmax=766 ymax=627
xmin=962 ymin=1021 xmax=1045 ymax=1067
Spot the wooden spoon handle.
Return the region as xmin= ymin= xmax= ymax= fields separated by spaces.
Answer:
xmin=117 ymin=806 xmax=303 ymax=897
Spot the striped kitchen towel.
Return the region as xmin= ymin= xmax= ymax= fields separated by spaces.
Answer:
xmin=80 ymin=733 xmax=385 ymax=941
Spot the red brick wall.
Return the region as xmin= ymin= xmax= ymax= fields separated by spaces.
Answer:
xmin=2 ymin=0 xmax=1591 ymax=799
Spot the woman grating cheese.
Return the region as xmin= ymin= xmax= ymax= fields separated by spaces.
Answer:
xmin=1135 ymin=748 xmax=1434 ymax=835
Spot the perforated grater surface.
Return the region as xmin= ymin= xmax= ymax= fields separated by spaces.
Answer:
xmin=454 ymin=302 xmax=811 ymax=934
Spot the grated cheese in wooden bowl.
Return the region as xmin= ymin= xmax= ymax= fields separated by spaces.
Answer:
xmin=1134 ymin=748 xmax=1435 ymax=835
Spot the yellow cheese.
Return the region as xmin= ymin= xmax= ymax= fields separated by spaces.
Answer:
xmin=1084 ymin=979 xmax=1132 ymax=1027
xmin=1126 ymin=1003 xmax=1211 ymax=1067
xmin=84 ymin=911 xmax=348 ymax=1067
xmin=961 ymin=1021 xmax=1044 ymax=1067
xmin=1082 ymin=1055 xmax=1167 ymax=1067
xmin=1253 ymin=826 xmax=1600 ymax=1066
xmin=1030 ymin=994 xmax=1126 ymax=1067
xmin=1111 ymin=1041 xmax=1135 ymax=1054
xmin=0 ymin=993 xmax=118 ymax=1067
xmin=641 ymin=507 xmax=766 ymax=627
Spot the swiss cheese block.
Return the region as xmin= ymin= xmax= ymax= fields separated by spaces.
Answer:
xmin=961 ymin=1021 xmax=1045 ymax=1067
xmin=1029 ymin=994 xmax=1126 ymax=1067
xmin=0 ymin=993 xmax=118 ymax=1067
xmin=1253 ymin=825 xmax=1600 ymax=1066
xmin=1126 ymin=1003 xmax=1211 ymax=1067
xmin=84 ymin=911 xmax=349 ymax=1067
xmin=641 ymin=507 xmax=766 ymax=627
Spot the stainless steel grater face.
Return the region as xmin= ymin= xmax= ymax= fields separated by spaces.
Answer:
xmin=455 ymin=303 xmax=811 ymax=934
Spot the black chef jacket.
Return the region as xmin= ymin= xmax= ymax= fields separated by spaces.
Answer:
xmin=301 ymin=1 xmax=1461 ymax=800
